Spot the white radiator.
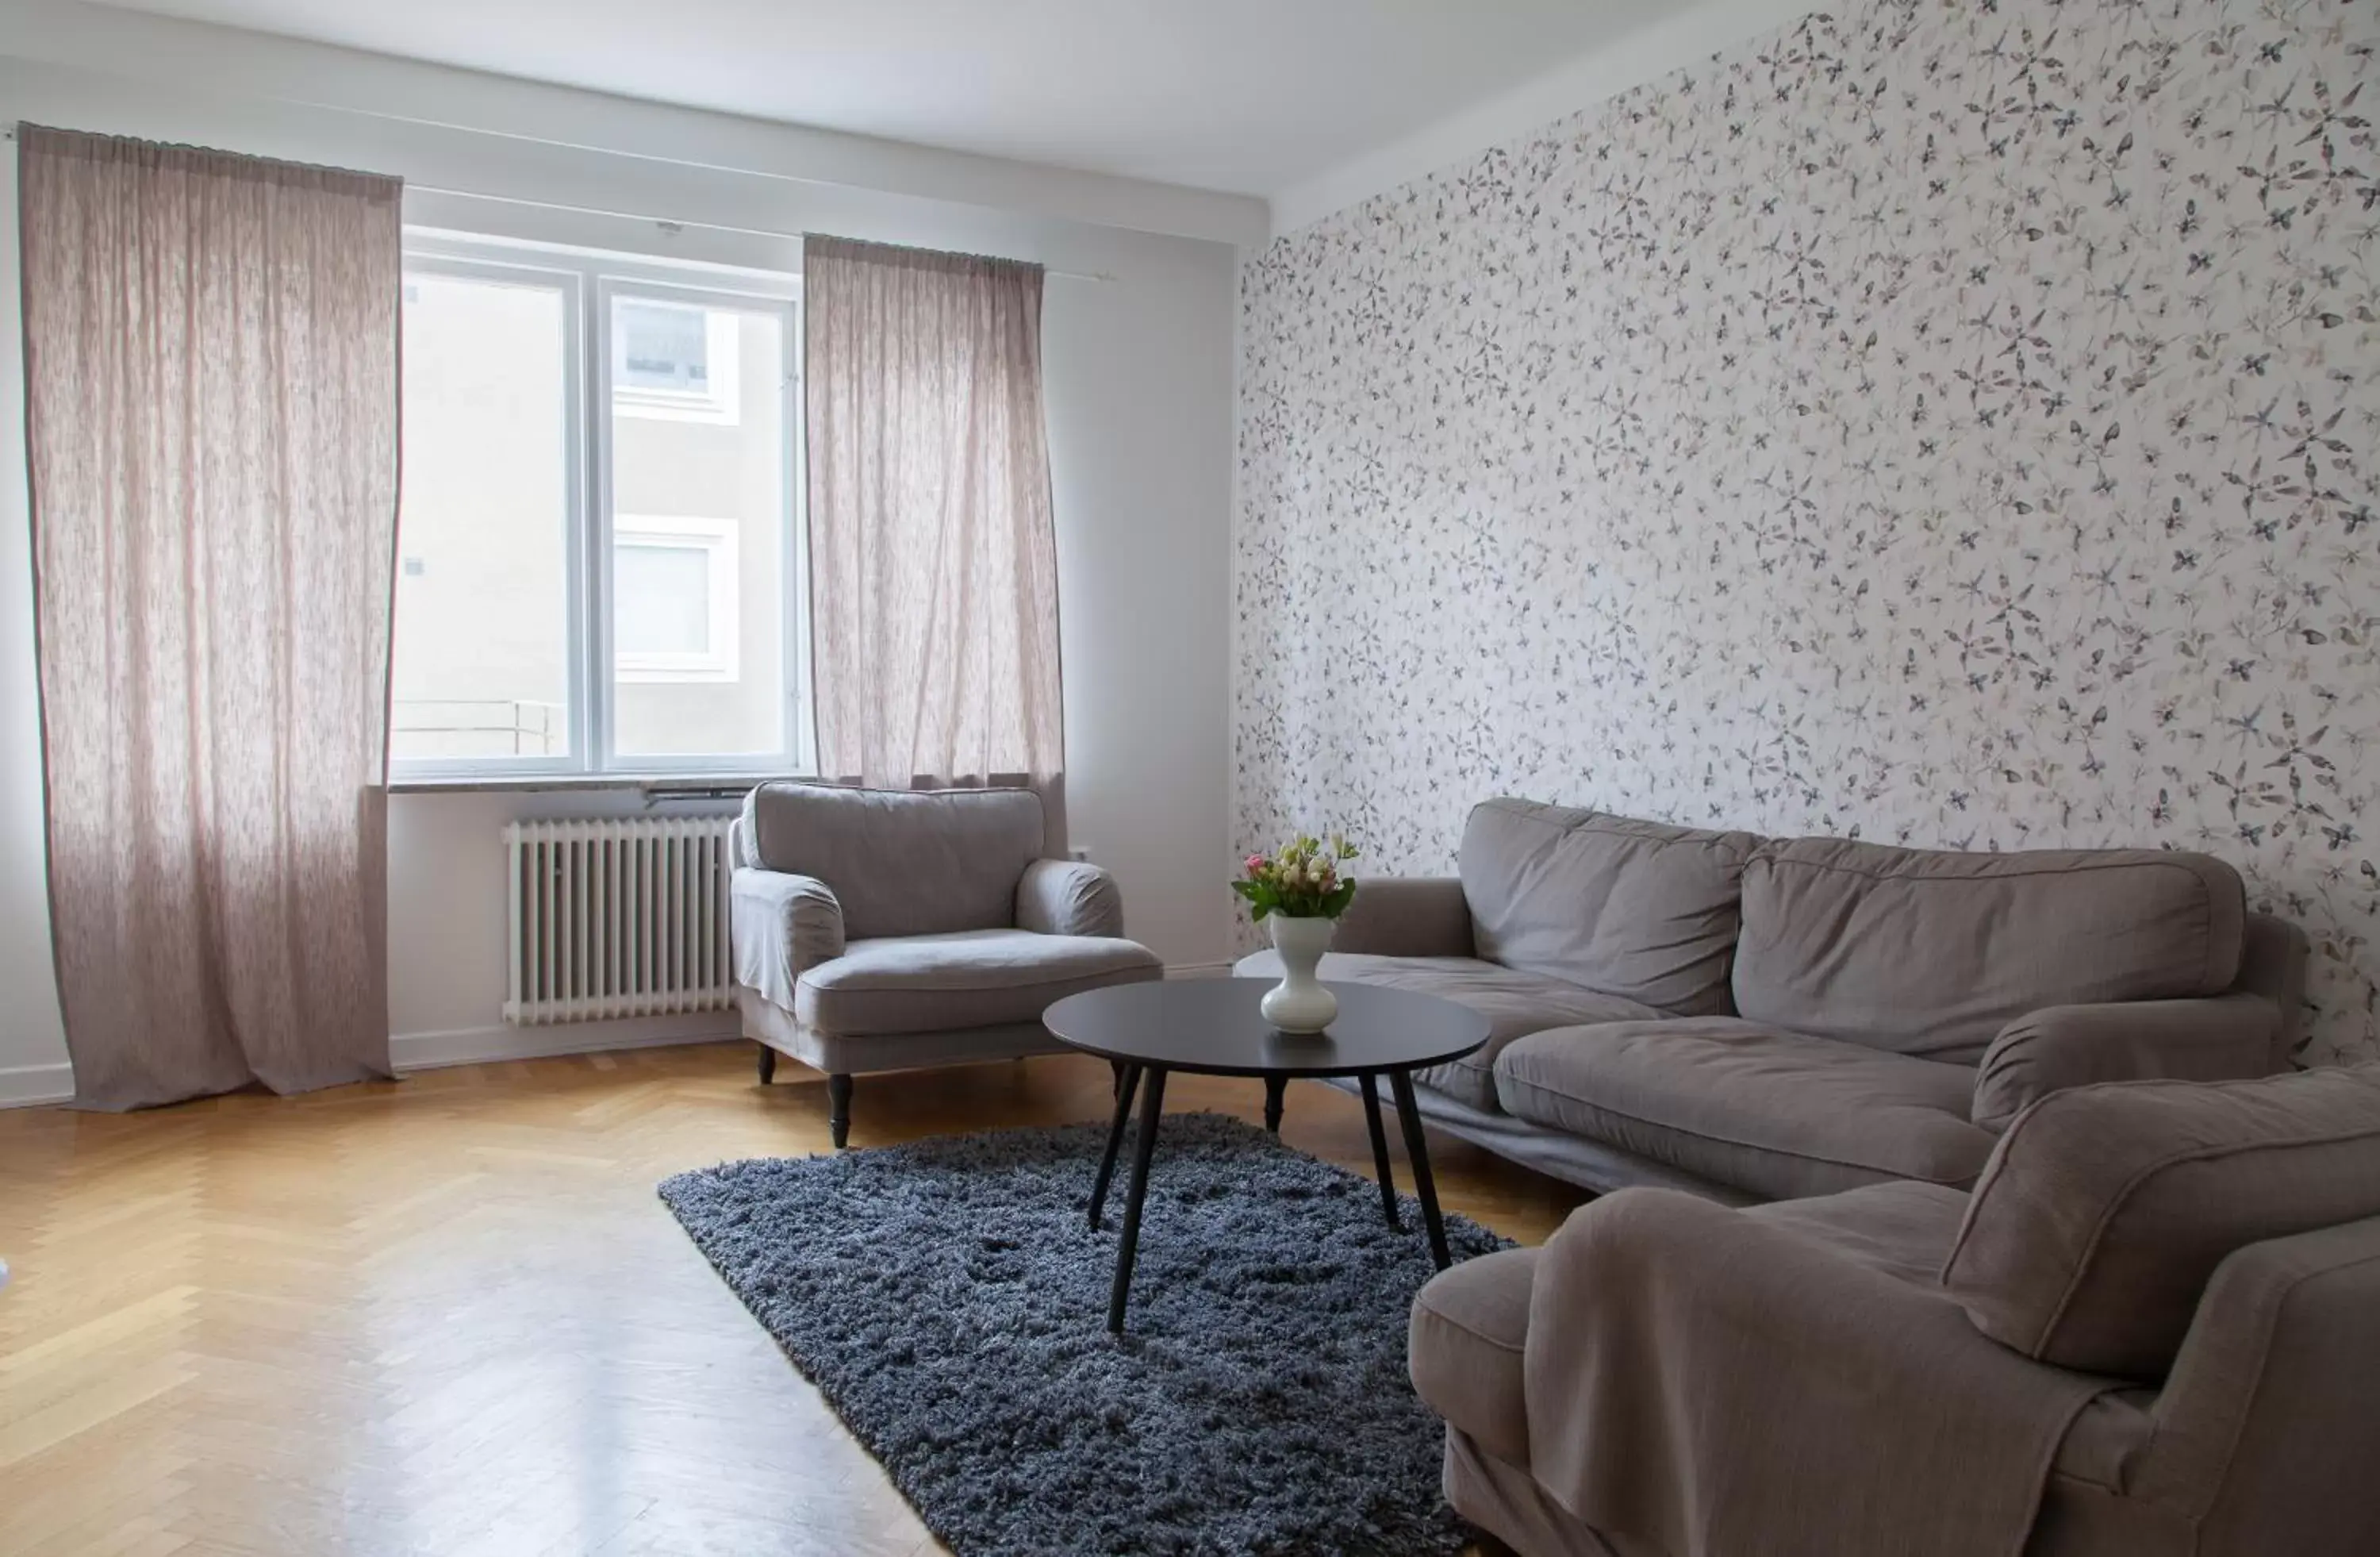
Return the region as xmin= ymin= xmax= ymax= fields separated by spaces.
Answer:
xmin=502 ymin=815 xmax=739 ymax=1025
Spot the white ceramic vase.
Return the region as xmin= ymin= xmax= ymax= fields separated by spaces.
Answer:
xmin=1261 ymin=914 xmax=1338 ymax=1032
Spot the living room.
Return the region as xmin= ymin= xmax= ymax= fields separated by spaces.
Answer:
xmin=0 ymin=0 xmax=2374 ymax=1552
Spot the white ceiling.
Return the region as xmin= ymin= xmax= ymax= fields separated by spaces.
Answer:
xmin=80 ymin=0 xmax=1679 ymax=198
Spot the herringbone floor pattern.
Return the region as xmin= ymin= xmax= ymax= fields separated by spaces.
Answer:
xmin=0 ymin=1044 xmax=1590 ymax=1555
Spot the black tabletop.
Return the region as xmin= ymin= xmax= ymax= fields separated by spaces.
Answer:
xmin=1042 ymin=977 xmax=1489 ymax=1078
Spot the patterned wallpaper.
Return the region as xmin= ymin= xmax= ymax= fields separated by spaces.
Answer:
xmin=1235 ymin=0 xmax=2380 ymax=1065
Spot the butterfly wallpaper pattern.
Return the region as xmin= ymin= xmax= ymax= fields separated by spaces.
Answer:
xmin=1235 ymin=0 xmax=2379 ymax=1063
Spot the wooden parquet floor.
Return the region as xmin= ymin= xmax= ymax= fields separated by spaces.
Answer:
xmin=0 ymin=1043 xmax=1591 ymax=1556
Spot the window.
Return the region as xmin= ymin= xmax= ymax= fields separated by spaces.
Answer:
xmin=391 ymin=238 xmax=806 ymax=778
xmin=612 ymin=299 xmax=741 ymax=424
xmin=614 ymin=517 xmax=739 ymax=681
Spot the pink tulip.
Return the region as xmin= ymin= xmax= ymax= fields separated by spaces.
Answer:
xmin=1245 ymin=854 xmax=1265 ymax=874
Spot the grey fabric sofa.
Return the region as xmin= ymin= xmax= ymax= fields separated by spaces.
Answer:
xmin=731 ymin=781 xmax=1163 ymax=1145
xmin=1409 ymin=1065 xmax=2380 ymax=1556
xmin=1234 ymin=798 xmax=2307 ymax=1203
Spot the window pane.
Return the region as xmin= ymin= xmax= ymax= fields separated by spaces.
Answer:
xmin=392 ymin=271 xmax=572 ymax=763
xmin=610 ymin=298 xmax=786 ymax=759
xmin=615 ymin=544 xmax=712 ymax=655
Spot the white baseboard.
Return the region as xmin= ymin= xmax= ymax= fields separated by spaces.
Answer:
xmin=4 ymin=972 xmax=1250 ymax=1107
xmin=390 ymin=1013 xmax=739 ymax=1072
xmin=0 ymin=1061 xmax=75 ymax=1108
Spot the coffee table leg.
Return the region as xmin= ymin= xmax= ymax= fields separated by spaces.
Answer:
xmin=1088 ymin=1062 xmax=1142 ymax=1229
xmin=1359 ymin=1072 xmax=1400 ymax=1229
xmin=1108 ymin=1066 xmax=1169 ymax=1333
xmin=1262 ymin=1074 xmax=1286 ymax=1133
xmin=1388 ymin=1070 xmax=1453 ymax=1269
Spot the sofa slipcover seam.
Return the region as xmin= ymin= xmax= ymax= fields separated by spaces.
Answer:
xmin=1478 ymin=798 xmax=1754 ymax=861
xmin=1746 ymin=852 xmax=2228 ymax=892
xmin=1415 ymin=1303 xmax=1527 ymax=1357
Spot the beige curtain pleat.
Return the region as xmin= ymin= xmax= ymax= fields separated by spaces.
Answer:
xmin=802 ymin=235 xmax=1067 ymax=845
xmin=18 ymin=125 xmax=402 ymax=1109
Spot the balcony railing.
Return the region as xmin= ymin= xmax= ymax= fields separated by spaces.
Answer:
xmin=391 ymin=699 xmax=565 ymax=757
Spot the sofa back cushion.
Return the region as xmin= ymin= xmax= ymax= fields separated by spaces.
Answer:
xmin=1733 ymin=839 xmax=2245 ymax=1061
xmin=1942 ymin=1067 xmax=2380 ymax=1381
xmin=1458 ymin=798 xmax=1759 ymax=1014
xmin=743 ymin=782 xmax=1043 ymax=940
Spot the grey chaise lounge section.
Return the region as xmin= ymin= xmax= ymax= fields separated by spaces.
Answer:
xmin=1235 ymin=798 xmax=2307 ymax=1204
xmin=1409 ymin=1065 xmax=2380 ymax=1556
xmin=731 ymin=781 xmax=1162 ymax=1145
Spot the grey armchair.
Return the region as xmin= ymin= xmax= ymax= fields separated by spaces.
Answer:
xmin=1410 ymin=1065 xmax=2380 ymax=1557
xmin=731 ymin=781 xmax=1163 ymax=1146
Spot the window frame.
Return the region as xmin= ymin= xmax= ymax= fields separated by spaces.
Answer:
xmin=391 ymin=234 xmax=812 ymax=782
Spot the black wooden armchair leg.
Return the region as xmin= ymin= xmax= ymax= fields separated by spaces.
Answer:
xmin=755 ymin=1043 xmax=777 ymax=1085
xmin=828 ymin=1072 xmax=853 ymax=1148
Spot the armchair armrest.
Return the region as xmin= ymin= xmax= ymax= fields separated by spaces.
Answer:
xmin=731 ymin=867 xmax=846 ymax=1011
xmin=1973 ymin=994 xmax=2281 ymax=1130
xmin=1333 ymin=876 xmax=1473 ymax=957
xmin=2128 ymin=1216 xmax=2380 ymax=1546
xmin=1016 ymin=857 xmax=1123 ymax=939
xmin=1521 ymin=1188 xmax=2107 ymax=1557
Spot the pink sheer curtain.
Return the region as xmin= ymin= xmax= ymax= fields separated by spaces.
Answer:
xmin=17 ymin=125 xmax=403 ymax=1108
xmin=802 ymin=235 xmax=1067 ymax=842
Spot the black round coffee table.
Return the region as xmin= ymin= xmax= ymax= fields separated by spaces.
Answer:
xmin=1042 ymin=977 xmax=1491 ymax=1332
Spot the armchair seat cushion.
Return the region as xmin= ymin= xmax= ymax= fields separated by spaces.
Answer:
xmin=797 ymin=929 xmax=1162 ymax=1037
xmin=1408 ymin=1246 xmax=1537 ymax=1468
xmin=1495 ymin=1018 xmax=1998 ymax=1200
xmin=1232 ymin=950 xmax=1664 ymax=1111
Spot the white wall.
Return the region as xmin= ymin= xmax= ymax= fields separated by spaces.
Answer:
xmin=0 ymin=3 xmax=1245 ymax=1100
xmin=0 ymin=147 xmax=72 ymax=1103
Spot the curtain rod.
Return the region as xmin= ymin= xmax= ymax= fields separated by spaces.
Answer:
xmin=410 ymin=184 xmax=1116 ymax=283
xmin=3 ymin=125 xmax=1114 ymax=283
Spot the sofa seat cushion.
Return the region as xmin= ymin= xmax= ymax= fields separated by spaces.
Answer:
xmin=1233 ymin=950 xmax=1664 ymax=1111
xmin=1409 ymin=1246 xmax=1538 ymax=1468
xmin=1495 ymin=1019 xmax=1998 ymax=1201
xmin=799 ymin=929 xmax=1161 ymax=1037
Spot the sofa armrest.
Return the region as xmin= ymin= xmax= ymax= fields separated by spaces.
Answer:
xmin=1521 ymin=1188 xmax=2106 ymax=1557
xmin=1333 ymin=876 xmax=1473 ymax=957
xmin=1972 ymin=994 xmax=2281 ymax=1130
xmin=1016 ymin=857 xmax=1123 ymax=939
xmin=731 ymin=867 xmax=846 ymax=1011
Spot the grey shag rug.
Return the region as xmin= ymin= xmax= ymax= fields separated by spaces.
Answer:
xmin=658 ymin=1113 xmax=1511 ymax=1557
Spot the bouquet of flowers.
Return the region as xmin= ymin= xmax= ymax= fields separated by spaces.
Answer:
xmin=1232 ymin=833 xmax=1359 ymax=921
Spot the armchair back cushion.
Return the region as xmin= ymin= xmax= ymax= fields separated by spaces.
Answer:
xmin=1942 ymin=1066 xmax=2380 ymax=1381
xmin=743 ymin=782 xmax=1043 ymax=939
xmin=1458 ymin=798 xmax=1760 ymax=1015
xmin=1733 ymin=839 xmax=2246 ymax=1061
